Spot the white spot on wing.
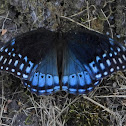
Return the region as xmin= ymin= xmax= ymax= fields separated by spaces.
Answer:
xmin=69 ymin=88 xmax=76 ymax=92
xmin=78 ymin=89 xmax=86 ymax=93
xmin=113 ymin=58 xmax=117 ymax=64
xmin=17 ymin=72 xmax=21 ymax=75
xmin=117 ymin=66 xmax=120 ymax=70
xmin=54 ymin=86 xmax=60 ymax=90
xmin=8 ymin=59 xmax=12 ymax=64
xmin=114 ymin=51 xmax=117 ymax=55
xmin=95 ymin=74 xmax=102 ymax=79
xmin=12 ymin=48 xmax=14 ymax=51
xmin=18 ymin=54 xmax=22 ymax=58
xmin=122 ymin=55 xmax=126 ymax=60
xmin=20 ymin=63 xmax=24 ymax=70
xmin=103 ymin=53 xmax=107 ymax=58
xmin=87 ymin=87 xmax=93 ymax=91
xmin=5 ymin=48 xmax=8 ymax=52
xmin=106 ymin=59 xmax=111 ymax=66
xmin=118 ymin=58 xmax=122 ymax=64
xmin=8 ymin=52 xmax=11 ymax=55
xmin=14 ymin=60 xmax=18 ymax=66
xmin=39 ymin=90 xmax=45 ymax=94
xmin=0 ymin=47 xmax=4 ymax=52
xmin=23 ymin=74 xmax=28 ymax=79
xmin=110 ymin=68 xmax=114 ymax=72
xmin=6 ymin=67 xmax=9 ymax=70
xmin=46 ymin=89 xmax=53 ymax=93
xmin=121 ymin=45 xmax=126 ymax=51
xmin=122 ymin=66 xmax=125 ymax=69
xmin=104 ymin=71 xmax=108 ymax=76
xmin=3 ymin=58 xmax=7 ymax=64
xmin=117 ymin=47 xmax=121 ymax=52
xmin=31 ymin=88 xmax=37 ymax=92
xmin=0 ymin=56 xmax=3 ymax=61
xmin=100 ymin=63 xmax=105 ymax=70
xmin=94 ymin=81 xmax=99 ymax=85
xmin=109 ymin=53 xmax=112 ymax=57
xmin=12 ymin=53 xmax=16 ymax=57
xmin=11 ymin=69 xmax=15 ymax=72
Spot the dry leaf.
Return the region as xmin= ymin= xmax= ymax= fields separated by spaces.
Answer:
xmin=1 ymin=29 xmax=7 ymax=36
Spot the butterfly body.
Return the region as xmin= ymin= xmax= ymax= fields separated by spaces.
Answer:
xmin=0 ymin=28 xmax=126 ymax=95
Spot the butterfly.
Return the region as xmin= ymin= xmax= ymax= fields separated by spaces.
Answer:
xmin=0 ymin=28 xmax=126 ymax=95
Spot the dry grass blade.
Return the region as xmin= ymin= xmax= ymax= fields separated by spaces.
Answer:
xmin=49 ymin=96 xmax=81 ymax=126
xmin=60 ymin=16 xmax=100 ymax=33
xmin=95 ymin=95 xmax=126 ymax=98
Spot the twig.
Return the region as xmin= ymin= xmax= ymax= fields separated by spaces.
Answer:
xmin=95 ymin=95 xmax=126 ymax=98
xmin=60 ymin=16 xmax=100 ymax=33
xmin=69 ymin=5 xmax=96 ymax=18
xmin=101 ymin=9 xmax=113 ymax=38
xmin=1 ymin=11 xmax=9 ymax=30
xmin=86 ymin=1 xmax=90 ymax=28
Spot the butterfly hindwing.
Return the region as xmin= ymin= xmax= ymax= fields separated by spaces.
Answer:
xmin=62 ymin=45 xmax=100 ymax=94
xmin=23 ymin=49 xmax=59 ymax=95
xmin=0 ymin=28 xmax=60 ymax=95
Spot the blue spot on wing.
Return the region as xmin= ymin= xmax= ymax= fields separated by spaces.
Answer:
xmin=31 ymin=72 xmax=38 ymax=86
xmin=69 ymin=74 xmax=77 ymax=87
xmin=11 ymin=39 xmax=15 ymax=46
xmin=78 ymin=72 xmax=85 ymax=86
xmin=84 ymin=70 xmax=92 ymax=85
xmin=46 ymin=74 xmax=53 ymax=86
xmin=38 ymin=73 xmax=45 ymax=87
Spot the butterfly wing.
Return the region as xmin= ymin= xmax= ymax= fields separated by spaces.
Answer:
xmin=62 ymin=46 xmax=100 ymax=94
xmin=0 ymin=28 xmax=59 ymax=95
xmin=62 ymin=29 xmax=126 ymax=94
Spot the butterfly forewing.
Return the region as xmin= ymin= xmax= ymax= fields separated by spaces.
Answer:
xmin=0 ymin=28 xmax=60 ymax=95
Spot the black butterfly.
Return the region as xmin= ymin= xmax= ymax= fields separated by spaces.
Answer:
xmin=0 ymin=28 xmax=126 ymax=95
